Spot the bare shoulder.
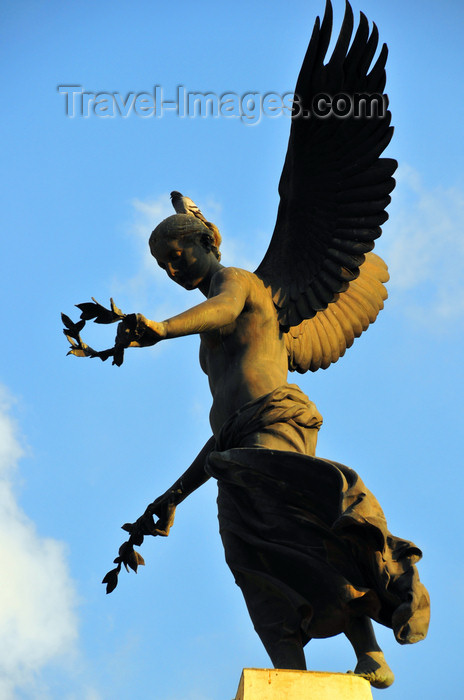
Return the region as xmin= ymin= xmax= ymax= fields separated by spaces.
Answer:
xmin=209 ymin=266 xmax=255 ymax=296
xmin=209 ymin=267 xmax=274 ymax=318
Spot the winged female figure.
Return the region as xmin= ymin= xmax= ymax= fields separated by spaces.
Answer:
xmin=68 ymin=1 xmax=430 ymax=688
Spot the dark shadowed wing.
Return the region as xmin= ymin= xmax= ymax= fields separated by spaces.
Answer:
xmin=255 ymin=0 xmax=397 ymax=342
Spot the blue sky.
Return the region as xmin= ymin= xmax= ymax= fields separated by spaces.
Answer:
xmin=1 ymin=0 xmax=463 ymax=697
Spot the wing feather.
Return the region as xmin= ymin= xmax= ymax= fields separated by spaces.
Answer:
xmin=255 ymin=1 xmax=396 ymax=329
xmin=312 ymin=315 xmax=333 ymax=369
xmin=323 ymin=305 xmax=349 ymax=355
xmin=340 ymin=294 xmax=370 ymax=331
xmin=285 ymin=252 xmax=388 ymax=373
xmin=318 ymin=312 xmax=343 ymax=367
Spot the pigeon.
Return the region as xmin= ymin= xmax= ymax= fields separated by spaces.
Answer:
xmin=170 ymin=191 xmax=208 ymax=223
xmin=170 ymin=190 xmax=222 ymax=257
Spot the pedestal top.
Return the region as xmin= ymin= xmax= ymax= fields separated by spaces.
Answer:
xmin=234 ymin=668 xmax=372 ymax=700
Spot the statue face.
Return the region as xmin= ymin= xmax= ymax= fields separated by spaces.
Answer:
xmin=151 ymin=235 xmax=212 ymax=290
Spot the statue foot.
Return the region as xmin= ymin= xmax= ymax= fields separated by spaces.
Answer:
xmin=349 ymin=651 xmax=394 ymax=689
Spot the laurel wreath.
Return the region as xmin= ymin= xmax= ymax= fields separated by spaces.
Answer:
xmin=61 ymin=297 xmax=129 ymax=366
xmin=62 ymin=298 xmax=181 ymax=592
xmin=62 ymin=298 xmax=142 ymax=591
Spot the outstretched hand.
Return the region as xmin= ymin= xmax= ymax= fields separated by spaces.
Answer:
xmin=115 ymin=314 xmax=167 ymax=348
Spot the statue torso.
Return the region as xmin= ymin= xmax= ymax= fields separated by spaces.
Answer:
xmin=199 ymin=268 xmax=289 ymax=435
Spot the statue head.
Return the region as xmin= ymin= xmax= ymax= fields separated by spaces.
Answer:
xmin=149 ymin=214 xmax=222 ymax=262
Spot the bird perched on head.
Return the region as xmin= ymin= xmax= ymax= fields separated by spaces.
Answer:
xmin=170 ymin=191 xmax=222 ymax=257
xmin=170 ymin=191 xmax=207 ymax=223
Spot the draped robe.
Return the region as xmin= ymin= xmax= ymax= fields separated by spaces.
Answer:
xmin=206 ymin=385 xmax=430 ymax=648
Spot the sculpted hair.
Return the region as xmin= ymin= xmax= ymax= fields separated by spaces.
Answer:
xmin=150 ymin=214 xmax=222 ymax=261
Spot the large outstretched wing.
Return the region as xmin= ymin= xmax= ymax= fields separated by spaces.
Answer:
xmin=286 ymin=251 xmax=388 ymax=372
xmin=255 ymin=0 xmax=397 ymax=334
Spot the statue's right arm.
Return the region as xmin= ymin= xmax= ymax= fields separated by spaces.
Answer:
xmin=128 ymin=435 xmax=216 ymax=537
xmin=116 ymin=268 xmax=248 ymax=348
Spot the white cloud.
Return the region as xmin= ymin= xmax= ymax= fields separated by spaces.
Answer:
xmin=130 ymin=194 xmax=173 ymax=246
xmin=383 ymin=164 xmax=464 ymax=326
xmin=128 ymin=192 xmax=173 ymax=279
xmin=0 ymin=387 xmax=100 ymax=699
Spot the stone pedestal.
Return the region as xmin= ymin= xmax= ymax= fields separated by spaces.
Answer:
xmin=234 ymin=669 xmax=372 ymax=700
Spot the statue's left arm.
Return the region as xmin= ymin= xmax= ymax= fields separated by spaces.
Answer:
xmin=127 ymin=435 xmax=216 ymax=538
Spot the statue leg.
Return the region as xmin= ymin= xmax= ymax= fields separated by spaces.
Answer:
xmin=344 ymin=615 xmax=394 ymax=689
xmin=232 ymin=571 xmax=307 ymax=670
xmin=254 ymin=625 xmax=307 ymax=670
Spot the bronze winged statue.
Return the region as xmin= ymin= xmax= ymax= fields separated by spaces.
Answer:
xmin=64 ymin=0 xmax=429 ymax=689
